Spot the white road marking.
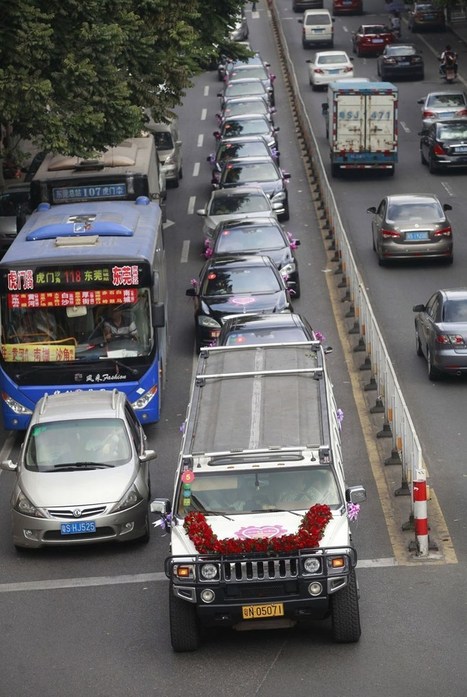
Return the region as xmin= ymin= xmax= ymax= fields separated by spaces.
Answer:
xmin=188 ymin=196 xmax=196 ymax=214
xmin=181 ymin=240 xmax=190 ymax=263
xmin=441 ymin=181 xmax=455 ymax=197
xmin=204 ymin=86 xmax=209 ymax=97
xmin=399 ymin=121 xmax=410 ymax=133
xmin=193 ymin=162 xmax=200 ymax=177
xmin=201 ymin=108 xmax=207 ymax=121
xmin=197 ymin=134 xmax=204 ymax=147
xmin=162 ymin=219 xmax=175 ymax=230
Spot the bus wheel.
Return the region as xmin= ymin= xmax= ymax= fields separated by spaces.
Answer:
xmin=169 ymin=586 xmax=201 ymax=652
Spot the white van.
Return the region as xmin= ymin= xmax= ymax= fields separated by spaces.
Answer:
xmin=299 ymin=9 xmax=335 ymax=49
xmin=145 ymin=116 xmax=183 ymax=188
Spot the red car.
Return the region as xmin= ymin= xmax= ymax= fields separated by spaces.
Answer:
xmin=332 ymin=0 xmax=363 ymax=15
xmin=352 ymin=25 xmax=395 ymax=57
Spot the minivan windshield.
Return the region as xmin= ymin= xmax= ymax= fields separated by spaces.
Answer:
xmin=25 ymin=418 xmax=132 ymax=470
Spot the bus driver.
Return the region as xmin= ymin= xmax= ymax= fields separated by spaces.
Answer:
xmin=103 ymin=306 xmax=138 ymax=343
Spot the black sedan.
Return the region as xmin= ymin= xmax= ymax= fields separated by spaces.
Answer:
xmin=420 ymin=119 xmax=467 ymax=173
xmin=218 ymin=312 xmax=319 ymax=346
xmin=215 ymin=156 xmax=290 ymax=220
xmin=207 ymin=135 xmax=279 ymax=186
xmin=205 ymin=218 xmax=301 ymax=296
xmin=413 ymin=288 xmax=467 ymax=379
xmin=214 ymin=114 xmax=280 ymax=153
xmin=186 ymin=255 xmax=293 ymax=350
xmin=377 ymin=44 xmax=424 ymax=80
xmin=367 ymin=193 xmax=453 ymax=265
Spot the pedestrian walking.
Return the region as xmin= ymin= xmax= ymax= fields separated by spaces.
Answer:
xmin=252 ymin=0 xmax=257 ymax=10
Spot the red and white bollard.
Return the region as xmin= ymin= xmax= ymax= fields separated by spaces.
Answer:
xmin=413 ymin=468 xmax=429 ymax=556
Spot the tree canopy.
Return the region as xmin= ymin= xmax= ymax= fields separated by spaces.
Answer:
xmin=0 ymin=0 xmax=250 ymax=160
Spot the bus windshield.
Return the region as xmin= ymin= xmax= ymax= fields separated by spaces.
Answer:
xmin=1 ymin=290 xmax=153 ymax=363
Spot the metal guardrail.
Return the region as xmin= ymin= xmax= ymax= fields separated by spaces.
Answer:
xmin=267 ymin=0 xmax=427 ymax=555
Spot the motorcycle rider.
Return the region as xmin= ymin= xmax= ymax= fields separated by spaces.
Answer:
xmin=440 ymin=45 xmax=458 ymax=78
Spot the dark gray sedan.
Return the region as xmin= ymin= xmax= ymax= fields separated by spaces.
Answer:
xmin=377 ymin=44 xmax=424 ymax=80
xmin=413 ymin=288 xmax=467 ymax=379
xmin=367 ymin=193 xmax=453 ymax=265
xmin=420 ymin=119 xmax=467 ymax=173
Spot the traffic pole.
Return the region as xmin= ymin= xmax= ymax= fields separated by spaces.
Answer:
xmin=413 ymin=468 xmax=429 ymax=556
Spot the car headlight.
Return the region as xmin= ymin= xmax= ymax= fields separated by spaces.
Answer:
xmin=281 ymin=262 xmax=296 ymax=277
xmin=13 ymin=489 xmax=46 ymax=518
xmin=303 ymin=557 xmax=321 ymax=574
xmin=198 ymin=315 xmax=221 ymax=329
xmin=200 ymin=563 xmax=220 ymax=580
xmin=271 ymin=191 xmax=286 ymax=203
xmin=113 ymin=483 xmax=144 ymax=513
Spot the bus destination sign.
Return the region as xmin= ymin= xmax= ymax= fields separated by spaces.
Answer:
xmin=52 ymin=183 xmax=128 ymax=203
xmin=2 ymin=264 xmax=151 ymax=292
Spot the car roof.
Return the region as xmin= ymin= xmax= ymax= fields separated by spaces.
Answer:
xmin=206 ymin=254 xmax=276 ymax=269
xmin=215 ymin=217 xmax=281 ymax=229
xmin=217 ymin=135 xmax=270 ymax=145
xmin=223 ymin=313 xmax=311 ymax=332
xmin=32 ymin=389 xmax=127 ymax=423
xmin=387 ymin=193 xmax=440 ymax=203
xmin=223 ymin=156 xmax=277 ymax=164
xmin=223 ymin=113 xmax=270 ymax=122
xmin=210 ymin=185 xmax=267 ymax=198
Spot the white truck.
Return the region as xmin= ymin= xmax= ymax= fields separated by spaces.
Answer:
xmin=322 ymin=80 xmax=398 ymax=177
xmin=152 ymin=342 xmax=366 ymax=652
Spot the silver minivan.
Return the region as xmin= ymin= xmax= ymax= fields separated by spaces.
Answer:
xmin=146 ymin=117 xmax=183 ymax=188
xmin=1 ymin=390 xmax=157 ymax=549
xmin=299 ymin=9 xmax=335 ymax=48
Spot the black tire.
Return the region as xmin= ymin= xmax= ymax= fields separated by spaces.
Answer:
xmin=427 ymin=349 xmax=440 ymax=381
xmin=293 ymin=276 xmax=301 ymax=299
xmin=280 ymin=203 xmax=290 ymax=222
xmin=179 ymin=166 xmax=183 ymax=180
xmin=415 ymin=329 xmax=423 ymax=356
xmin=169 ymin=586 xmax=201 ymax=652
xmin=386 ymin=165 xmax=394 ymax=177
xmin=137 ymin=512 xmax=151 ymax=544
xmin=331 ymin=163 xmax=340 ymax=177
xmin=331 ymin=569 xmax=361 ymax=643
xmin=428 ymin=156 xmax=438 ymax=174
xmin=420 ymin=148 xmax=427 ymax=165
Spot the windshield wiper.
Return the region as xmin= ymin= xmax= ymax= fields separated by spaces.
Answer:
xmin=190 ymin=494 xmax=234 ymax=520
xmin=53 ymin=462 xmax=115 ymax=470
xmin=251 ymin=507 xmax=302 ymax=516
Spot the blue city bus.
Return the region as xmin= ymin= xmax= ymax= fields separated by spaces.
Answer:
xmin=0 ymin=197 xmax=167 ymax=429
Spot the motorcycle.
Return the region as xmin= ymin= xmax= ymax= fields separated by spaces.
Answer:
xmin=439 ymin=56 xmax=457 ymax=83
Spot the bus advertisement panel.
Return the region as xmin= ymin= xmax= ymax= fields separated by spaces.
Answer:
xmin=0 ymin=197 xmax=167 ymax=429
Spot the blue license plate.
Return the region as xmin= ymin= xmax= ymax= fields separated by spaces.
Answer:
xmin=329 ymin=69 xmax=340 ymax=74
xmin=454 ymin=146 xmax=467 ymax=153
xmin=61 ymin=521 xmax=97 ymax=535
xmin=372 ymin=38 xmax=384 ymax=43
xmin=406 ymin=231 xmax=429 ymax=241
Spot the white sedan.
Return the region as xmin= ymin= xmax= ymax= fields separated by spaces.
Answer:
xmin=306 ymin=51 xmax=354 ymax=90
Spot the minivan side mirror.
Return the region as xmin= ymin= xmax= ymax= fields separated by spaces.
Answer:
xmin=367 ymin=206 xmax=376 ymax=214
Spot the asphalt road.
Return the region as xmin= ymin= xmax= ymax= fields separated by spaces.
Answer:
xmin=0 ymin=2 xmax=466 ymax=695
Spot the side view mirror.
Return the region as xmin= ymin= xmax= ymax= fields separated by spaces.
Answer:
xmin=140 ymin=449 xmax=157 ymax=463
xmin=413 ymin=304 xmax=426 ymax=312
xmin=0 ymin=459 xmax=17 ymax=472
xmin=150 ymin=498 xmax=171 ymax=516
xmin=186 ymin=287 xmax=197 ymax=297
xmin=443 ymin=203 xmax=453 ymax=211
xmin=298 ymin=19 xmax=303 ymax=23
xmin=152 ymin=302 xmax=165 ymax=328
xmin=417 ymin=98 xmax=425 ymax=104
xmin=196 ymin=208 xmax=207 ymax=217
xmin=367 ymin=206 xmax=377 ymax=214
xmin=346 ymin=485 xmax=366 ymax=504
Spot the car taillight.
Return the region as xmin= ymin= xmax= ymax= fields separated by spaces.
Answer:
xmin=455 ymin=109 xmax=467 ymax=117
xmin=422 ymin=110 xmax=436 ymax=119
xmin=433 ymin=226 xmax=452 ymax=237
xmin=381 ymin=228 xmax=401 ymax=238
xmin=436 ymin=334 xmax=466 ymax=346
xmin=433 ymin=143 xmax=446 ymax=156
xmin=343 ymin=66 xmax=353 ymax=73
xmin=385 ymin=58 xmax=397 ymax=65
xmin=314 ymin=68 xmax=325 ymax=74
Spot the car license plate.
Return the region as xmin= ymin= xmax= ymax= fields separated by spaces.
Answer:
xmin=329 ymin=69 xmax=340 ymax=74
xmin=313 ymin=28 xmax=325 ymax=32
xmin=242 ymin=603 xmax=284 ymax=620
xmin=406 ymin=231 xmax=429 ymax=241
xmin=454 ymin=146 xmax=467 ymax=153
xmin=61 ymin=521 xmax=97 ymax=535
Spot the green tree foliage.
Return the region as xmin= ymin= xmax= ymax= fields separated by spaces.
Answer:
xmin=0 ymin=0 xmax=249 ymax=158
